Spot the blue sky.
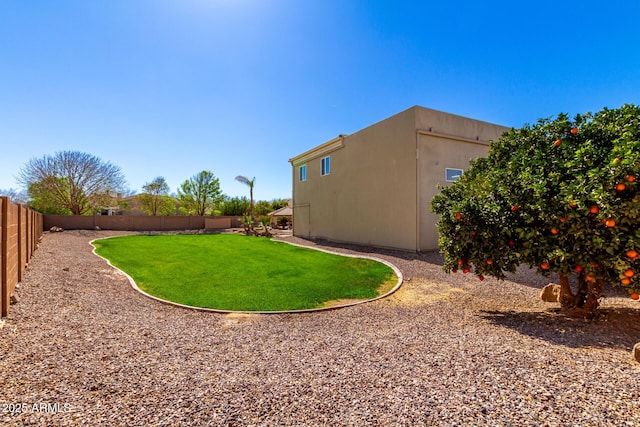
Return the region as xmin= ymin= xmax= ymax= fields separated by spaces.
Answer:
xmin=1 ymin=0 xmax=639 ymax=201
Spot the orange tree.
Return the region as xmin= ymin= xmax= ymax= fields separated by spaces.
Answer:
xmin=431 ymin=104 xmax=640 ymax=315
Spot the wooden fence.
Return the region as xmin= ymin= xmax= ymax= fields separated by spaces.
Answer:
xmin=1 ymin=197 xmax=43 ymax=317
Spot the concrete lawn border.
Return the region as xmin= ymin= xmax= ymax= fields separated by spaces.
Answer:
xmin=90 ymin=235 xmax=403 ymax=315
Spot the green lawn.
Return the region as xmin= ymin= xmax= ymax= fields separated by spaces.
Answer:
xmin=92 ymin=234 xmax=396 ymax=311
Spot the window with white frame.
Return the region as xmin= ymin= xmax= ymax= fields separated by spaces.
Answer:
xmin=299 ymin=165 xmax=307 ymax=182
xmin=321 ymin=156 xmax=330 ymax=176
xmin=445 ymin=168 xmax=463 ymax=182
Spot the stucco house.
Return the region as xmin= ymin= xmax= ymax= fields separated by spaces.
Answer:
xmin=288 ymin=106 xmax=510 ymax=252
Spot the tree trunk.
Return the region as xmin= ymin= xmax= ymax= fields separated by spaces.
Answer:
xmin=249 ymin=187 xmax=254 ymax=222
xmin=557 ymin=273 xmax=601 ymax=317
xmin=583 ymin=278 xmax=603 ymax=314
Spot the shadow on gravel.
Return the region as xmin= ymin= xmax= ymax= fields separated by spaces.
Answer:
xmin=297 ymin=237 xmax=438 ymax=260
xmin=479 ymin=308 xmax=640 ymax=350
xmin=297 ymin=238 xmax=555 ymax=286
xmin=301 ymin=239 xmax=638 ymax=297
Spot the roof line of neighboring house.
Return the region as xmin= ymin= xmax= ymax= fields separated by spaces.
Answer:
xmin=268 ymin=206 xmax=293 ymax=216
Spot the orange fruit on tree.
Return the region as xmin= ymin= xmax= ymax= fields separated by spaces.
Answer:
xmin=554 ymin=139 xmax=562 ymax=147
xmin=616 ymin=183 xmax=626 ymax=191
xmin=486 ymin=259 xmax=493 ymax=265
xmin=626 ymin=175 xmax=636 ymax=182
xmin=631 ymin=293 xmax=640 ymax=301
xmin=551 ymin=227 xmax=559 ymax=235
xmin=626 ymin=249 xmax=639 ymax=260
xmin=540 ymin=262 xmax=550 ymax=270
xmin=570 ymin=127 xmax=578 ymax=134
xmin=575 ymin=265 xmax=583 ymax=273
xmin=621 ymin=278 xmax=631 ymax=285
xmin=589 ymin=205 xmax=599 ymax=214
xmin=605 ymin=219 xmax=616 ymax=227
xmin=624 ymin=269 xmax=635 ymax=278
xmin=455 ymin=212 xmax=462 ymax=220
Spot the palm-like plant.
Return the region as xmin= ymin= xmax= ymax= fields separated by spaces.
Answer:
xmin=235 ymin=175 xmax=255 ymax=219
xmin=235 ymin=175 xmax=256 ymax=235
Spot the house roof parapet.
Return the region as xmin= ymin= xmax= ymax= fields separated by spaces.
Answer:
xmin=288 ymin=135 xmax=346 ymax=166
xmin=416 ymin=128 xmax=493 ymax=146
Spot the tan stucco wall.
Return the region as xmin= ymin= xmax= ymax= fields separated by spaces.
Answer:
xmin=290 ymin=106 xmax=509 ymax=251
xmin=291 ymin=107 xmax=418 ymax=250
xmin=415 ymin=108 xmax=509 ymax=250
xmin=417 ymin=135 xmax=490 ymax=251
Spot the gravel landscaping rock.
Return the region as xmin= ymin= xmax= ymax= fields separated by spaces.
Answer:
xmin=1 ymin=230 xmax=639 ymax=426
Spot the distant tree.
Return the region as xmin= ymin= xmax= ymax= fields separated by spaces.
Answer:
xmin=244 ymin=198 xmax=290 ymax=217
xmin=254 ymin=200 xmax=272 ymax=216
xmin=0 ymin=188 xmax=28 ymax=205
xmin=178 ymin=171 xmax=223 ymax=216
xmin=140 ymin=177 xmax=174 ymax=216
xmin=235 ymin=175 xmax=255 ymax=219
xmin=17 ymin=150 xmax=127 ymax=215
xmin=270 ymin=198 xmax=290 ymax=211
xmin=117 ymin=199 xmax=132 ymax=215
xmin=220 ymin=196 xmax=250 ymax=216
xmin=27 ymin=177 xmax=73 ymax=214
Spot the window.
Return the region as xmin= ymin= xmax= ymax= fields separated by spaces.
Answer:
xmin=321 ymin=156 xmax=330 ymax=176
xmin=299 ymin=165 xmax=307 ymax=182
xmin=445 ymin=168 xmax=463 ymax=182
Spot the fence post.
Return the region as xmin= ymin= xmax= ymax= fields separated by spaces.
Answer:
xmin=29 ymin=209 xmax=34 ymax=257
xmin=17 ymin=205 xmax=24 ymax=282
xmin=1 ymin=196 xmax=9 ymax=317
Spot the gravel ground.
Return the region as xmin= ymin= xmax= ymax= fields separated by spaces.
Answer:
xmin=1 ymin=230 xmax=639 ymax=426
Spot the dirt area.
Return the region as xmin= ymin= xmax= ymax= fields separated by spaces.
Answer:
xmin=1 ymin=230 xmax=639 ymax=426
